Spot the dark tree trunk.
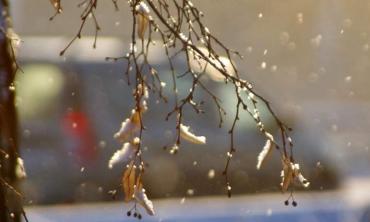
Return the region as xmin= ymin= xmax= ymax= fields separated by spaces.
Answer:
xmin=0 ymin=0 xmax=20 ymax=221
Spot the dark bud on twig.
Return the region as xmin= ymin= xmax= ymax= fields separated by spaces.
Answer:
xmin=292 ymin=201 xmax=297 ymax=207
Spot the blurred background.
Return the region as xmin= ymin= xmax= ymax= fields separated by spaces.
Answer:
xmin=8 ymin=0 xmax=370 ymax=221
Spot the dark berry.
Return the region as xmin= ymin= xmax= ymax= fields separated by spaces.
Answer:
xmin=292 ymin=201 xmax=297 ymax=207
xmin=284 ymin=200 xmax=289 ymax=206
xmin=127 ymin=211 xmax=131 ymax=217
xmin=138 ymin=214 xmax=142 ymax=220
xmin=133 ymin=212 xmax=137 ymax=217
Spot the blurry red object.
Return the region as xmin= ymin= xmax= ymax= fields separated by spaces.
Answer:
xmin=62 ymin=111 xmax=97 ymax=164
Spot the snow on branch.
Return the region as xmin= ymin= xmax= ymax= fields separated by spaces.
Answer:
xmin=52 ymin=0 xmax=310 ymax=218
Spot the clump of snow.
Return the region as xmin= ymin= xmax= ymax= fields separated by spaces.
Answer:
xmin=108 ymin=143 xmax=137 ymax=169
xmin=134 ymin=187 xmax=155 ymax=215
xmin=180 ymin=124 xmax=206 ymax=144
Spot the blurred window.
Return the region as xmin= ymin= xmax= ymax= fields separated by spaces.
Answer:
xmin=15 ymin=64 xmax=65 ymax=120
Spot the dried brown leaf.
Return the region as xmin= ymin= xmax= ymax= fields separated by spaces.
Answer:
xmin=136 ymin=2 xmax=150 ymax=40
xmin=280 ymin=157 xmax=294 ymax=193
xmin=131 ymin=110 xmax=141 ymax=126
xmin=122 ymin=161 xmax=136 ymax=202
xmin=49 ymin=0 xmax=62 ymax=13
xmin=137 ymin=14 xmax=149 ymax=40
